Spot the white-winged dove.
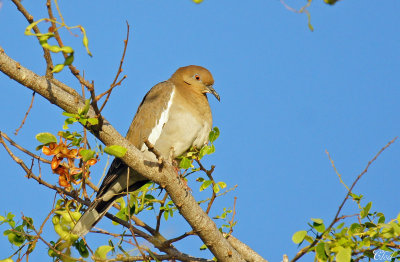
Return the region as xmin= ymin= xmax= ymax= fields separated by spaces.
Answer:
xmin=72 ymin=65 xmax=219 ymax=237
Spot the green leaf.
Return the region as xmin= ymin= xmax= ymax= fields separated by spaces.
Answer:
xmin=0 ymin=259 xmax=14 ymax=262
xmin=79 ymin=149 xmax=96 ymax=162
xmin=313 ymin=222 xmax=326 ymax=233
xmin=60 ymin=46 xmax=74 ymax=54
xmin=311 ymin=218 xmax=323 ymax=224
xmin=213 ymin=183 xmax=220 ymax=193
xmin=292 ymin=230 xmax=307 ymax=244
xmin=378 ymin=214 xmax=386 ymax=224
xmin=87 ymin=118 xmax=99 ymax=126
xmin=73 ymin=239 xmax=89 ymax=258
xmin=336 ymin=247 xmax=351 ymax=262
xmin=52 ymin=63 xmax=65 ymax=73
xmin=217 ymin=181 xmax=227 ymax=189
xmin=390 ymin=221 xmax=400 ymax=235
xmin=336 ymin=222 xmax=345 ymax=229
xmin=94 ymin=245 xmax=113 ymax=259
xmin=35 ymin=133 xmax=57 ymax=145
xmin=349 ymin=223 xmax=361 ymax=235
xmin=104 ymin=145 xmax=127 ymax=158
xmin=179 ymin=157 xmax=192 ymax=169
xmin=79 ymin=99 xmax=91 ymax=116
xmin=361 ymin=202 xmax=372 ymax=218
xmin=316 ymin=242 xmax=328 ymax=261
xmin=200 ymin=180 xmax=212 ymax=191
xmin=64 ymin=54 xmax=74 ymax=65
xmin=209 ymin=127 xmax=220 ymax=143
xmin=364 ymin=222 xmax=376 ymax=228
xmin=199 ymin=244 xmax=207 ymax=250
xmin=62 ymin=112 xmax=78 ymax=118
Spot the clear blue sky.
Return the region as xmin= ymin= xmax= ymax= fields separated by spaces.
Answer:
xmin=0 ymin=0 xmax=399 ymax=261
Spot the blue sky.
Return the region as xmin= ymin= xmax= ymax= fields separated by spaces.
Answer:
xmin=0 ymin=0 xmax=399 ymax=261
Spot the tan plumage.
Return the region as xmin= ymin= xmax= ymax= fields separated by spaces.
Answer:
xmin=72 ymin=65 xmax=219 ymax=237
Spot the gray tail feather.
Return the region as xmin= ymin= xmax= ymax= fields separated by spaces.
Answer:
xmin=71 ymin=180 xmax=149 ymax=237
xmin=71 ymin=201 xmax=113 ymax=237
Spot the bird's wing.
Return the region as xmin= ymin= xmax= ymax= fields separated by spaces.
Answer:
xmin=96 ymin=80 xmax=175 ymax=197
xmin=72 ymin=81 xmax=175 ymax=237
xmin=126 ymin=81 xmax=175 ymax=151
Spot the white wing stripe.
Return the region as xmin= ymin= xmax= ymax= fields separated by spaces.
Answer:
xmin=141 ymin=87 xmax=175 ymax=151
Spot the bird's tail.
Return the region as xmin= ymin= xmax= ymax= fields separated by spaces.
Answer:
xmin=71 ymin=180 xmax=148 ymax=237
xmin=71 ymin=199 xmax=112 ymax=237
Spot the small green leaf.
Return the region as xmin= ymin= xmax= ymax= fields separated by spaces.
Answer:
xmin=94 ymin=245 xmax=113 ymax=259
xmin=73 ymin=239 xmax=89 ymax=258
xmin=336 ymin=222 xmax=345 ymax=229
xmin=199 ymin=244 xmax=207 ymax=250
xmin=209 ymin=127 xmax=220 ymax=143
xmin=336 ymin=247 xmax=351 ymax=262
xmin=0 ymin=258 xmax=14 ymax=262
xmin=390 ymin=221 xmax=400 ymax=235
xmin=200 ymin=180 xmax=212 ymax=191
xmin=60 ymin=46 xmax=74 ymax=54
xmin=313 ymin=222 xmax=325 ymax=233
xmin=316 ymin=242 xmax=328 ymax=261
xmin=292 ymin=230 xmax=307 ymax=244
xmin=348 ymin=223 xmax=361 ymax=235
xmin=213 ymin=183 xmax=220 ymax=193
xmin=364 ymin=222 xmax=376 ymax=228
xmin=87 ymin=118 xmax=99 ymax=126
xmin=64 ymin=54 xmax=74 ymax=65
xmin=79 ymin=149 xmax=96 ymax=162
xmin=361 ymin=202 xmax=372 ymax=218
xmin=35 ymin=133 xmax=57 ymax=144
xmin=62 ymin=112 xmax=77 ymax=118
xmin=217 ymin=181 xmax=227 ymax=189
xmin=104 ymin=145 xmax=127 ymax=158
xmin=179 ymin=157 xmax=192 ymax=169
xmin=311 ymin=218 xmax=323 ymax=224
xmin=378 ymin=214 xmax=385 ymax=224
xmin=79 ymin=99 xmax=91 ymax=116
xmin=52 ymin=64 xmax=65 ymax=73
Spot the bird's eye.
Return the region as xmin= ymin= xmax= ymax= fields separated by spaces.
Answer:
xmin=194 ymin=74 xmax=201 ymax=81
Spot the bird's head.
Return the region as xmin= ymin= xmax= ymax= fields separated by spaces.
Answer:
xmin=171 ymin=65 xmax=220 ymax=101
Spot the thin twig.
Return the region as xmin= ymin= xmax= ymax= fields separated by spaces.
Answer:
xmin=228 ymin=197 xmax=237 ymax=235
xmin=98 ymin=22 xmax=130 ymax=112
xmin=0 ymin=131 xmax=51 ymax=164
xmin=291 ymin=137 xmax=398 ymax=262
xmin=196 ymin=160 xmax=217 ymax=214
xmin=164 ymin=231 xmax=195 ymax=246
xmin=144 ymin=139 xmax=164 ymax=166
xmin=15 ymin=92 xmax=35 ymax=135
xmin=155 ymin=192 xmax=169 ymax=232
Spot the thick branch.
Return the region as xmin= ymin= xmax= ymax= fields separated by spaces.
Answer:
xmin=0 ymin=48 xmax=248 ymax=262
xmin=224 ymin=234 xmax=268 ymax=262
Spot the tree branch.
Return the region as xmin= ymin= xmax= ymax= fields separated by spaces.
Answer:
xmin=290 ymin=137 xmax=397 ymax=261
xmin=0 ymin=47 xmax=248 ymax=262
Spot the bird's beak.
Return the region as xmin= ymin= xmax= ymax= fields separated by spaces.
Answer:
xmin=205 ymin=85 xmax=220 ymax=101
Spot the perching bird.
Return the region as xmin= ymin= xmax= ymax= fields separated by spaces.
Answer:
xmin=72 ymin=65 xmax=219 ymax=237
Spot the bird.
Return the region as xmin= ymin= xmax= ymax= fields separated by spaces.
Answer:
xmin=71 ymin=65 xmax=220 ymax=237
